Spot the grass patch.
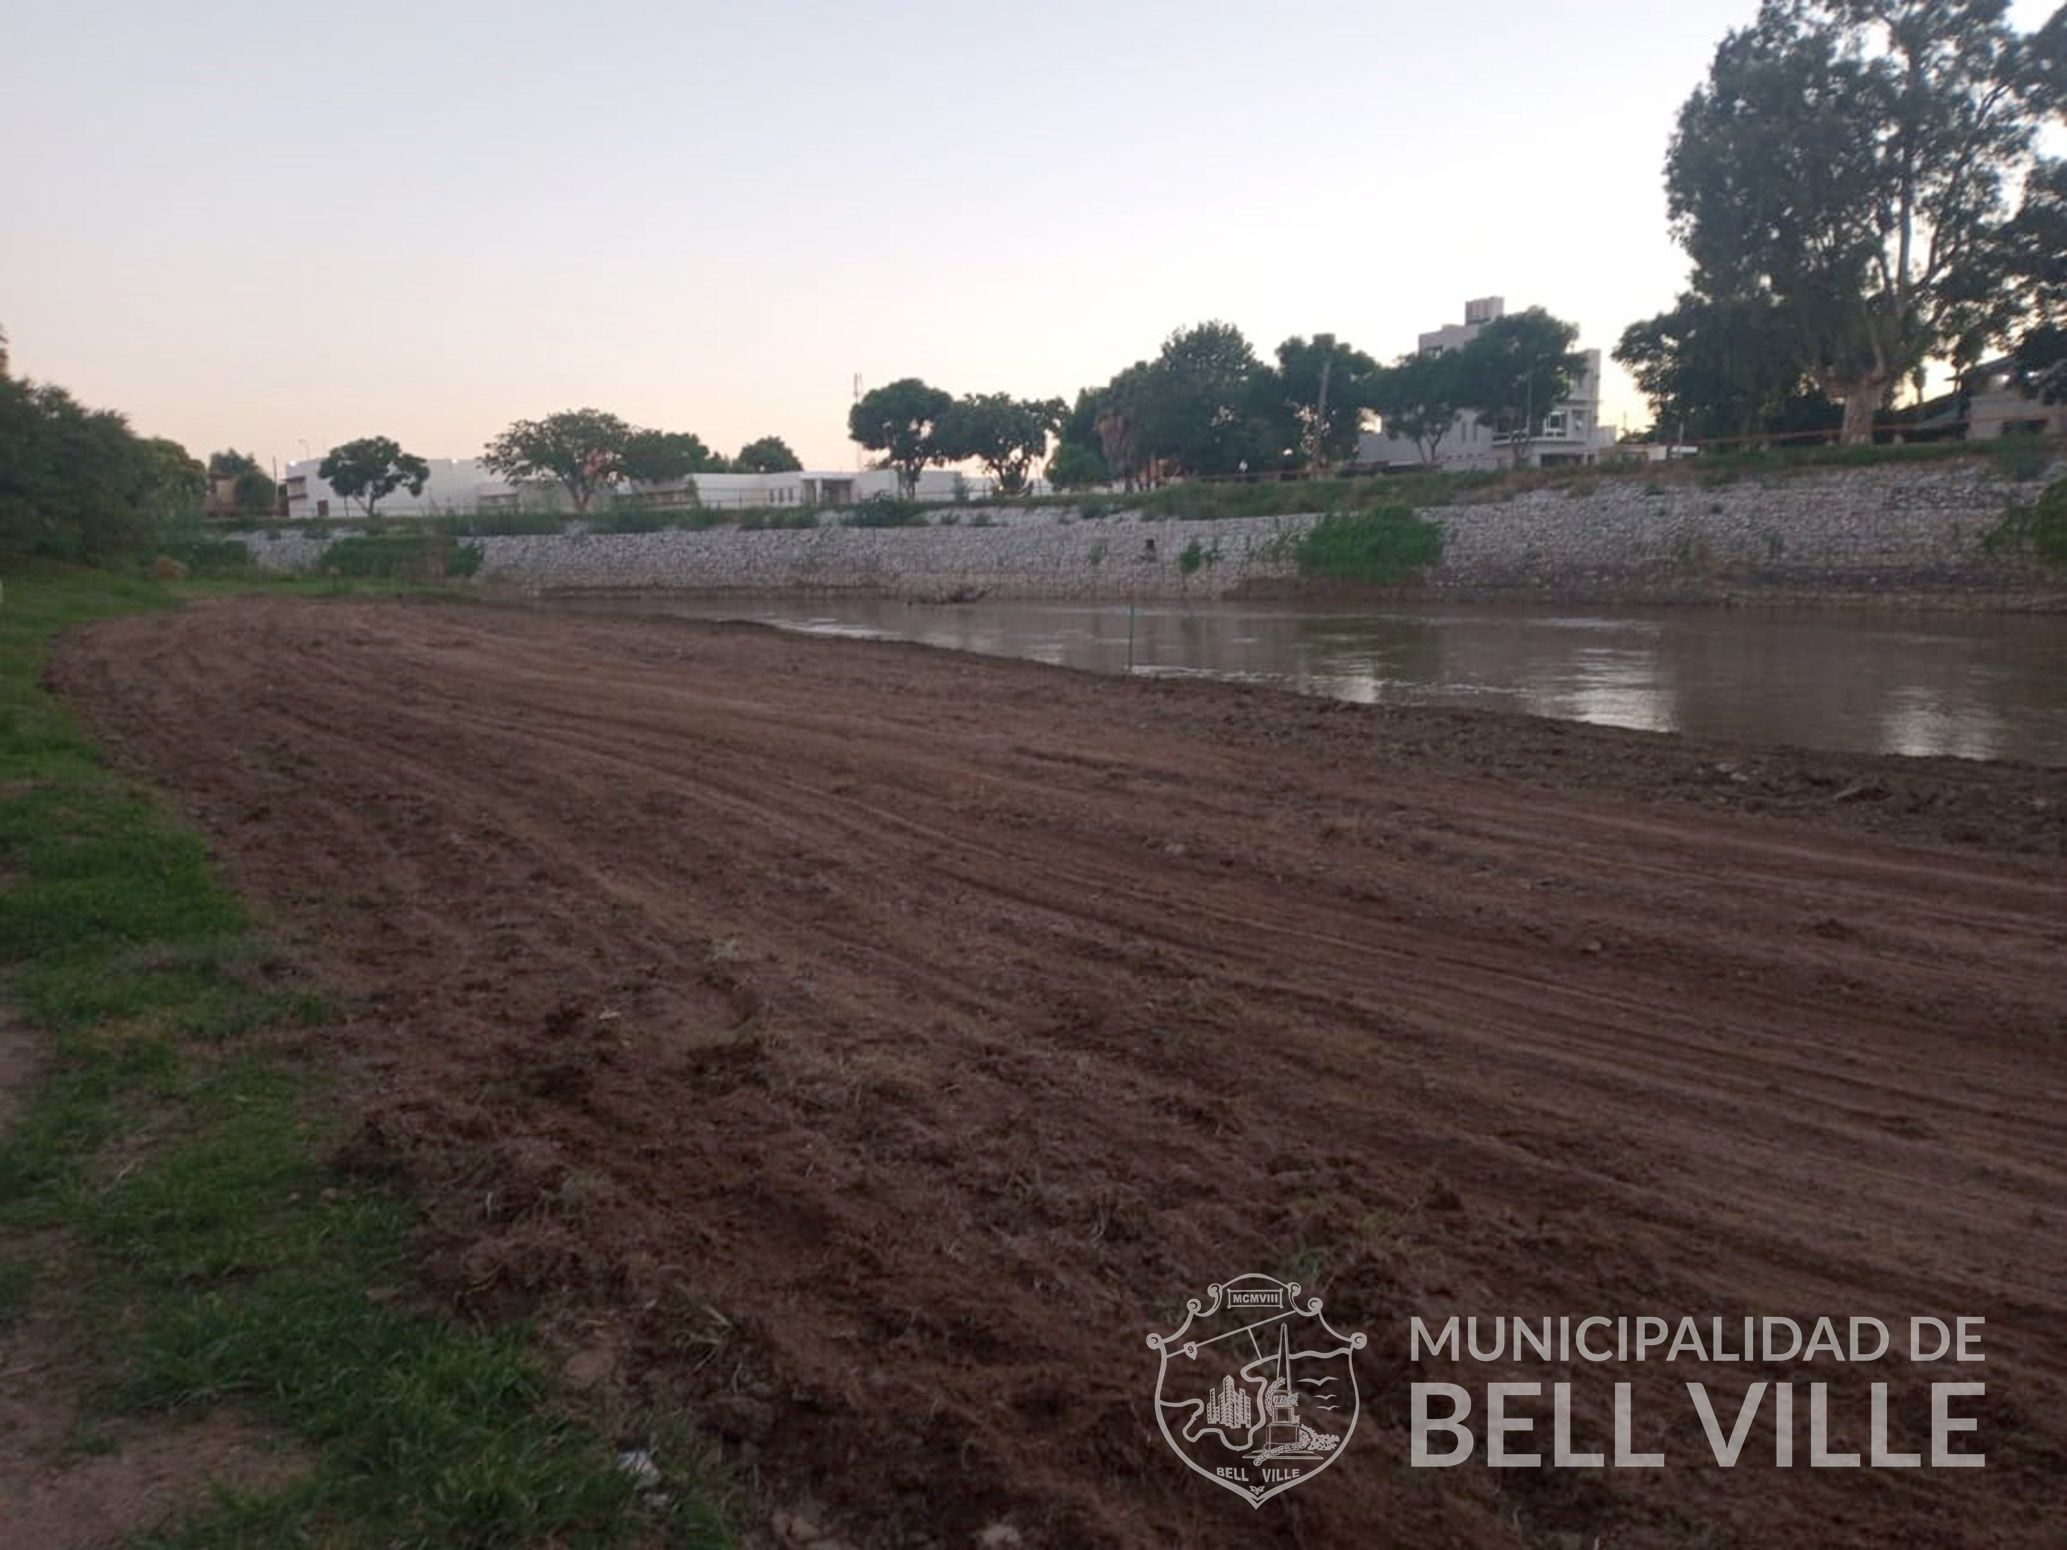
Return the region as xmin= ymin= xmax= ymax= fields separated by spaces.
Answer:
xmin=0 ymin=566 xmax=725 ymax=1547
xmin=1985 ymin=475 xmax=2067 ymax=568
xmin=1282 ymin=507 xmax=1444 ymax=584
xmin=1985 ymin=433 xmax=2058 ymax=482
xmin=150 ymin=539 xmax=259 ymax=579
xmin=318 ymin=533 xmax=484 ymax=581
xmin=838 ymin=498 xmax=931 ymax=528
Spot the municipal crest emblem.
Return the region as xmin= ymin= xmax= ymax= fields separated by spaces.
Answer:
xmin=1147 ymin=1273 xmax=1367 ymax=1507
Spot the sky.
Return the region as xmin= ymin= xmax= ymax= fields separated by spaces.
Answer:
xmin=4 ymin=0 xmax=2060 ymax=473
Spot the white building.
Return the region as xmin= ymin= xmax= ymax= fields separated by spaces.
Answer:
xmin=280 ymin=457 xmax=512 ymax=520
xmin=1357 ymin=296 xmax=1617 ymax=472
xmin=624 ymin=467 xmax=994 ymax=510
xmin=281 ymin=456 xmax=992 ymax=519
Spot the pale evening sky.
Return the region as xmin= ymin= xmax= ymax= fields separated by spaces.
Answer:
xmin=4 ymin=1 xmax=2059 ymax=474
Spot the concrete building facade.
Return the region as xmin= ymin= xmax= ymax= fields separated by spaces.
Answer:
xmin=1356 ymin=296 xmax=1616 ymax=473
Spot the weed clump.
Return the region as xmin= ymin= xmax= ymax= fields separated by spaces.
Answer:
xmin=1285 ymin=507 xmax=1443 ymax=584
xmin=1985 ymin=475 xmax=2067 ymax=567
xmin=318 ymin=533 xmax=482 ymax=579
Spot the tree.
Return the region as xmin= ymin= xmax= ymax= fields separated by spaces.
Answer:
xmin=140 ymin=437 xmax=207 ymax=520
xmin=480 ymin=409 xmax=632 ymax=513
xmin=1992 ymin=156 xmax=2067 ymax=400
xmin=848 ymin=378 xmax=951 ymax=497
xmin=1664 ymin=0 xmax=2058 ymax=444
xmin=1453 ymin=308 xmax=1587 ymax=460
xmin=1125 ymin=322 xmax=1281 ymax=479
xmin=1615 ymin=293 xmax=1841 ymax=443
xmin=1 ymin=377 xmax=163 ymax=557
xmin=208 ymin=451 xmax=276 ymax=516
xmin=1095 ymin=365 xmax=1154 ymax=487
xmin=1043 ymin=441 xmax=1109 ymax=491
xmin=620 ymin=430 xmax=718 ymax=485
xmin=1044 ymin=389 xmax=1113 ymax=490
xmin=1262 ymin=334 xmax=1381 ymax=471
xmin=734 ymin=435 xmax=802 ymax=473
xmin=1367 ymin=349 xmax=1468 ymax=465
xmin=319 ymin=436 xmax=430 ymax=519
xmin=934 ymin=394 xmax=1065 ymax=495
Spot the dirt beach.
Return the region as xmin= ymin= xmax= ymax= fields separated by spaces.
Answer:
xmin=50 ymin=596 xmax=2067 ymax=1548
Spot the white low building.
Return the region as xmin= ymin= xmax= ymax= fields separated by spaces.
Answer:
xmin=1357 ymin=296 xmax=1618 ymax=472
xmin=625 ymin=468 xmax=995 ymax=509
xmin=280 ymin=457 xmax=512 ymax=520
xmin=281 ymin=456 xmax=993 ymax=519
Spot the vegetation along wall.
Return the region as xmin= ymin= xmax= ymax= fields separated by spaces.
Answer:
xmin=232 ymin=462 xmax=2067 ymax=607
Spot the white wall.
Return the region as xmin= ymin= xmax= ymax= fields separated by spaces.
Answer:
xmin=282 ymin=457 xmax=513 ymax=519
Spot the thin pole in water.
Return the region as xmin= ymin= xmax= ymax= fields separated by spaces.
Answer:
xmin=1127 ymin=603 xmax=1136 ymax=674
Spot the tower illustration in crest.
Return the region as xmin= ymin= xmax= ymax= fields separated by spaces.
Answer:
xmin=1262 ymin=1324 xmax=1302 ymax=1450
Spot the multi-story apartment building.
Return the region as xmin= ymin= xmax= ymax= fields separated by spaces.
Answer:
xmin=1355 ymin=296 xmax=1615 ymax=472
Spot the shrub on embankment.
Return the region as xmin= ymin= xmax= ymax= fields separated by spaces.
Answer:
xmin=1986 ymin=475 xmax=2067 ymax=567
xmin=319 ymin=532 xmax=483 ymax=579
xmin=1280 ymin=507 xmax=1444 ymax=584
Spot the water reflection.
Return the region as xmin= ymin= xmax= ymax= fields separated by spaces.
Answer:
xmin=582 ymin=599 xmax=2067 ymax=766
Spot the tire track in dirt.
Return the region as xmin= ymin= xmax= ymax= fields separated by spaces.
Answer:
xmin=49 ymin=597 xmax=2067 ymax=1549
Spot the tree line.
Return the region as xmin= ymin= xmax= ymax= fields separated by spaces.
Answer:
xmin=856 ymin=310 xmax=1589 ymax=496
xmin=863 ymin=2 xmax=2065 ymax=475
xmin=8 ymin=0 xmax=2062 ymax=559
xmin=0 ymin=327 xmax=213 ymax=559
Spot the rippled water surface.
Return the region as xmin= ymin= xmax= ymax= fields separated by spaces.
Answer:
xmin=583 ymin=599 xmax=2067 ymax=766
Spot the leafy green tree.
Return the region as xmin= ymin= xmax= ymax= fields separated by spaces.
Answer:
xmin=1367 ymin=349 xmax=1468 ymax=465
xmin=206 ymin=448 xmax=275 ymax=515
xmin=0 ymin=378 xmax=162 ymax=557
xmin=480 ymin=409 xmax=633 ymax=513
xmin=1262 ymin=334 xmax=1381 ymax=470
xmin=1043 ymin=440 xmax=1109 ymax=491
xmin=1095 ymin=366 xmax=1153 ymax=487
xmin=1665 ymin=0 xmax=2057 ymax=444
xmin=1126 ymin=322 xmax=1281 ymax=478
xmin=848 ymin=378 xmax=952 ymax=497
xmin=319 ymin=436 xmax=430 ymax=519
xmin=233 ymin=469 xmax=277 ymax=515
xmin=1044 ymin=389 xmax=1113 ymax=490
xmin=734 ymin=435 xmax=803 ymax=473
xmin=934 ymin=394 xmax=1065 ymax=495
xmin=1614 ymin=294 xmax=1839 ymax=443
xmin=140 ymin=437 xmax=207 ymax=520
xmin=1992 ymin=157 xmax=2067 ymax=400
xmin=620 ymin=430 xmax=719 ymax=485
xmin=1453 ymin=308 xmax=1587 ymax=459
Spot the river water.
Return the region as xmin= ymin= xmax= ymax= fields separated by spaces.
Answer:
xmin=600 ymin=598 xmax=2067 ymax=766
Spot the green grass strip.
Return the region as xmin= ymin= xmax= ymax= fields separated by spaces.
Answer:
xmin=0 ymin=566 xmax=725 ymax=1549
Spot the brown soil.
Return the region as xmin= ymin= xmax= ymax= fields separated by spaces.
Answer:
xmin=48 ymin=596 xmax=2067 ymax=1549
